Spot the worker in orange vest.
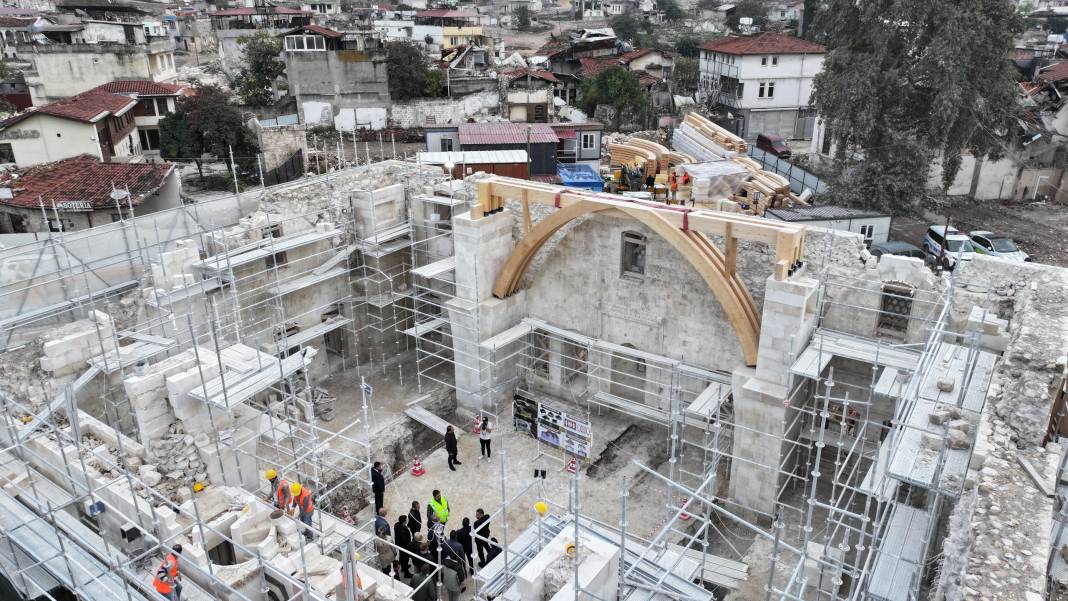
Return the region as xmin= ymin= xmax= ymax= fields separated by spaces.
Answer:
xmin=265 ymin=469 xmax=290 ymax=509
xmin=669 ymin=171 xmax=679 ymax=204
xmin=289 ymin=482 xmax=316 ymax=541
xmin=152 ymin=544 xmax=182 ymax=600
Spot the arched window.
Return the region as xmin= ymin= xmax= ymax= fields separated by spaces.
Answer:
xmin=620 ymin=231 xmax=646 ymax=278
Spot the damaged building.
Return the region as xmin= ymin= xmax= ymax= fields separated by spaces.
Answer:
xmin=0 ymin=154 xmax=1064 ymax=601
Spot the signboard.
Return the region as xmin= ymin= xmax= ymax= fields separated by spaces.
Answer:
xmin=54 ymin=200 xmax=93 ymax=211
xmin=513 ymin=395 xmax=593 ymax=458
xmin=513 ymin=394 xmax=538 ymax=437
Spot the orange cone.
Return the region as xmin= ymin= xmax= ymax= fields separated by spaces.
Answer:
xmin=411 ymin=455 xmax=426 ymax=477
xmin=566 ymin=457 xmax=577 ymax=474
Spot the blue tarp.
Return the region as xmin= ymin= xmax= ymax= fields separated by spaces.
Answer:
xmin=557 ymin=164 xmax=603 ymax=192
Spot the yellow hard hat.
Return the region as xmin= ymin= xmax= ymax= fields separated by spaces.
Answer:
xmin=265 ymin=469 xmax=277 ymax=480
xmin=534 ymin=501 xmax=548 ymax=516
xmin=290 ymin=482 xmax=302 ymax=495
xmin=193 ymin=482 xmax=205 ymax=492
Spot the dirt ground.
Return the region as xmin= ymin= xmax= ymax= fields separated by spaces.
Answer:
xmin=889 ymin=200 xmax=1068 ymax=268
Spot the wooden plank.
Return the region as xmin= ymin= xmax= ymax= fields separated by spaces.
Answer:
xmin=1016 ymin=453 xmax=1055 ymax=498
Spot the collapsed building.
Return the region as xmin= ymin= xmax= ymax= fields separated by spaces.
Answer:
xmin=0 ymin=157 xmax=1064 ymax=601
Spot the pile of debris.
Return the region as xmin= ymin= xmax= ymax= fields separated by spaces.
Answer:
xmin=140 ymin=422 xmax=208 ymax=501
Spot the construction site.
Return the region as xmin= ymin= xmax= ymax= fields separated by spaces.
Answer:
xmin=0 ymin=116 xmax=1066 ymax=601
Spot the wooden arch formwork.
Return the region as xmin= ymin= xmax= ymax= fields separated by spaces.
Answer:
xmin=475 ymin=177 xmax=806 ymax=366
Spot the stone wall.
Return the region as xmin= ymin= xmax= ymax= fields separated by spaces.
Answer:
xmin=390 ymin=90 xmax=500 ymax=129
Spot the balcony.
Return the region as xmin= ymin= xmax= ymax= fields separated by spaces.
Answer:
xmin=718 ymin=92 xmax=742 ymax=109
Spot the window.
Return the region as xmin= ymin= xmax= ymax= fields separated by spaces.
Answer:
xmin=859 ymin=224 xmax=875 ymax=247
xmin=581 ymin=132 xmax=597 ymax=150
xmin=621 ymin=231 xmax=646 ymax=278
xmin=139 ymin=128 xmax=161 ymax=151
xmin=440 ymin=138 xmax=453 ymax=152
xmin=736 ymin=82 xmax=744 ymax=98
xmin=0 ymin=143 xmax=14 ymax=163
xmin=156 ymin=98 xmax=171 ymax=115
xmin=143 ymin=98 xmax=157 ymax=116
xmin=47 ymin=219 xmax=63 ymax=233
xmin=761 ymin=56 xmax=767 ymax=66
xmin=771 ymin=56 xmax=778 ymax=66
xmin=284 ymin=35 xmax=326 ymax=51
xmin=758 ymin=82 xmax=775 ymax=98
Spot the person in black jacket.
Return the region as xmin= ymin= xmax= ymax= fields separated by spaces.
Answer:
xmin=394 ymin=514 xmax=413 ymax=578
xmin=408 ymin=500 xmax=423 ymax=536
xmin=371 ymin=461 xmax=386 ymax=512
xmin=445 ymin=425 xmax=460 ymax=471
xmin=458 ymin=517 xmax=474 ymax=574
xmin=472 ymin=508 xmax=491 ymax=567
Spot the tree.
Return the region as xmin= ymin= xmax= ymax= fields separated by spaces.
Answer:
xmin=659 ymin=0 xmax=683 ymax=21
xmin=675 ymin=36 xmax=701 ymax=58
xmin=232 ymin=31 xmax=285 ymax=107
xmin=580 ymin=67 xmax=648 ymax=129
xmin=812 ymin=0 xmax=1023 ymax=213
xmin=158 ymin=85 xmax=260 ymax=179
xmin=515 ymin=5 xmax=531 ymax=31
xmin=424 ymin=69 xmax=446 ymax=97
xmin=726 ymin=0 xmax=768 ymax=30
xmin=673 ymin=57 xmax=699 ymax=94
xmin=385 ymin=41 xmax=429 ymax=101
xmin=610 ymin=14 xmax=641 ymax=43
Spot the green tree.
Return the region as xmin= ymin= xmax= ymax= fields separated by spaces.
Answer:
xmin=515 ymin=5 xmax=531 ymax=30
xmin=610 ymin=14 xmax=641 ymax=42
xmin=424 ymin=69 xmax=446 ymax=97
xmin=232 ymin=31 xmax=285 ymax=107
xmin=659 ymin=0 xmax=683 ymax=21
xmin=675 ymin=36 xmax=701 ymax=58
xmin=812 ymin=0 xmax=1023 ymax=213
xmin=726 ymin=0 xmax=768 ymax=30
xmin=673 ymin=57 xmax=699 ymax=94
xmin=385 ymin=41 xmax=429 ymax=101
xmin=158 ymin=85 xmax=260 ymax=179
xmin=580 ymin=67 xmax=648 ymax=129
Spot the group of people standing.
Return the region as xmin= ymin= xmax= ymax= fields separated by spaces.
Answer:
xmin=368 ymin=416 xmax=500 ymax=600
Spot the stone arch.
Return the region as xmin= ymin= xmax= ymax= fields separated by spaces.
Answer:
xmin=493 ymin=202 xmax=762 ymax=365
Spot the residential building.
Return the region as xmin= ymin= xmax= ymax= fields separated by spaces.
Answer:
xmin=500 ymin=67 xmax=559 ymax=123
xmin=0 ymin=154 xmax=179 ymax=232
xmin=619 ymin=47 xmax=674 ymax=81
xmin=765 ymin=205 xmax=891 ymax=247
xmin=281 ymin=25 xmax=390 ymax=127
xmin=537 ymin=29 xmax=619 ymax=104
xmin=17 ymin=38 xmax=177 ymax=104
xmin=699 ymin=32 xmax=825 ymax=139
xmin=0 ymin=86 xmax=142 ymax=166
xmin=548 ymin=121 xmax=603 ymax=167
xmin=96 ymin=80 xmax=186 ymax=160
xmin=414 ymin=9 xmax=495 ymax=53
xmin=165 ymin=12 xmax=211 ymax=55
xmin=424 ymin=122 xmax=560 ymax=175
xmin=0 ymin=15 xmax=38 ymax=59
xmin=372 ymin=18 xmax=443 ymax=51
xmin=209 ymin=5 xmax=310 ymax=75
xmin=765 ymin=0 xmax=802 ymax=23
xmin=578 ymin=56 xmax=672 ymax=113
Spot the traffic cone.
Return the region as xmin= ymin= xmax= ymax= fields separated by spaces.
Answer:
xmin=411 ymin=455 xmax=426 ymax=477
xmin=472 ymin=415 xmax=482 ymax=434
xmin=679 ymin=496 xmax=690 ymax=521
xmin=566 ymin=457 xmax=577 ymax=474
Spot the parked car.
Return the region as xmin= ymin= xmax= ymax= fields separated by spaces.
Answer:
xmin=923 ymin=224 xmax=975 ymax=269
xmin=968 ymin=231 xmax=1030 ymax=262
xmin=870 ymin=241 xmax=927 ymax=260
xmin=756 ymin=134 xmax=792 ymax=159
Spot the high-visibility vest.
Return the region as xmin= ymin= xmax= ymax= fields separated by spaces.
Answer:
xmin=152 ymin=553 xmax=179 ymax=594
xmin=429 ymin=496 xmax=449 ymax=523
xmin=274 ymin=479 xmax=291 ymax=508
xmin=291 ymin=489 xmax=314 ymax=516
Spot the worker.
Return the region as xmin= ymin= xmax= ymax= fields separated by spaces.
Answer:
xmin=473 ymin=508 xmax=491 ymax=567
xmin=428 ymin=489 xmax=450 ymax=528
xmin=445 ymin=425 xmax=460 ymax=471
xmin=371 ymin=461 xmax=386 ymax=513
xmin=288 ymin=482 xmax=315 ymax=541
xmin=669 ymin=171 xmax=678 ymax=204
xmin=265 ymin=469 xmax=289 ymax=509
xmin=152 ymin=544 xmax=182 ymax=600
xmin=681 ymin=171 xmax=692 ymax=206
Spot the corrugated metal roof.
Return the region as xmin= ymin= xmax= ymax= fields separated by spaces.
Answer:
xmin=417 ymin=150 xmax=528 ymax=164
xmin=458 ymin=123 xmax=559 ymax=145
xmin=765 ymin=205 xmax=889 ymax=222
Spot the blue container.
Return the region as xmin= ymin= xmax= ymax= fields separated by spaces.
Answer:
xmin=557 ymin=164 xmax=604 ymax=192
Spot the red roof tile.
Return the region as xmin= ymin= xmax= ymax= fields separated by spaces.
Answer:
xmin=37 ymin=88 xmax=136 ymax=122
xmin=700 ymin=33 xmax=825 ymax=55
xmin=578 ymin=56 xmax=619 ymax=77
xmin=287 ymin=23 xmax=343 ymax=38
xmin=0 ymin=16 xmax=34 ymax=27
xmin=458 ymin=123 xmax=559 ymax=145
xmin=620 ymin=48 xmax=671 ymax=63
xmin=501 ymin=67 xmax=559 ymax=83
xmin=96 ymin=80 xmax=185 ymax=96
xmin=0 ymin=155 xmax=174 ymax=209
xmin=1039 ymin=61 xmax=1068 ymax=83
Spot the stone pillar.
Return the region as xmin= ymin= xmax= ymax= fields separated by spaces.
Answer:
xmin=449 ymin=209 xmax=526 ymax=412
xmin=729 ymin=274 xmax=819 ymax=516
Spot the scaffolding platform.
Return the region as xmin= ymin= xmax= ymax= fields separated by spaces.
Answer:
xmin=0 ymin=279 xmax=139 ymax=334
xmin=261 ymin=317 xmax=351 ymax=354
xmin=791 ymin=329 xmax=921 ymax=379
xmin=272 ymin=267 xmax=347 ymax=297
xmin=480 ymin=322 xmax=533 ymax=352
xmin=916 ymin=343 xmax=998 ymax=413
xmin=858 ymin=437 xmax=899 ymax=501
xmin=188 ymin=347 xmax=318 ymax=408
xmin=402 ymin=317 xmax=447 ymax=337
xmin=89 ymin=338 xmax=176 ymax=373
xmin=867 ymin=503 xmax=931 ymax=601
xmin=144 ymin=277 xmax=223 ymax=308
xmin=359 ymin=222 xmax=410 ymax=247
xmin=413 ymin=193 xmax=467 ymax=208
xmin=874 ymin=367 xmax=909 ymax=399
xmin=665 ymin=542 xmax=749 ymax=589
xmin=195 ymin=230 xmax=337 ymax=272
xmin=410 ymin=256 xmax=456 ymax=281
xmin=684 ymin=383 xmax=731 ymax=420
xmin=886 ymin=393 xmax=973 ymax=491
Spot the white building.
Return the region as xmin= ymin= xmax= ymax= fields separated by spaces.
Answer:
xmin=699 ymin=32 xmax=825 ymax=139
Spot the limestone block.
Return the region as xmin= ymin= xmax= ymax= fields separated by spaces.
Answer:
xmin=946 ymin=429 xmax=970 ymax=450
xmin=921 ymin=433 xmax=944 ymax=451
xmin=936 ymin=377 xmax=955 ymax=393
xmin=947 ymin=419 xmax=971 ymax=434
xmin=929 ymin=409 xmax=953 ymax=425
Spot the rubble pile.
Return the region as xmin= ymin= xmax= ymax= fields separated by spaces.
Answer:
xmin=139 ymin=422 xmax=208 ymax=501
